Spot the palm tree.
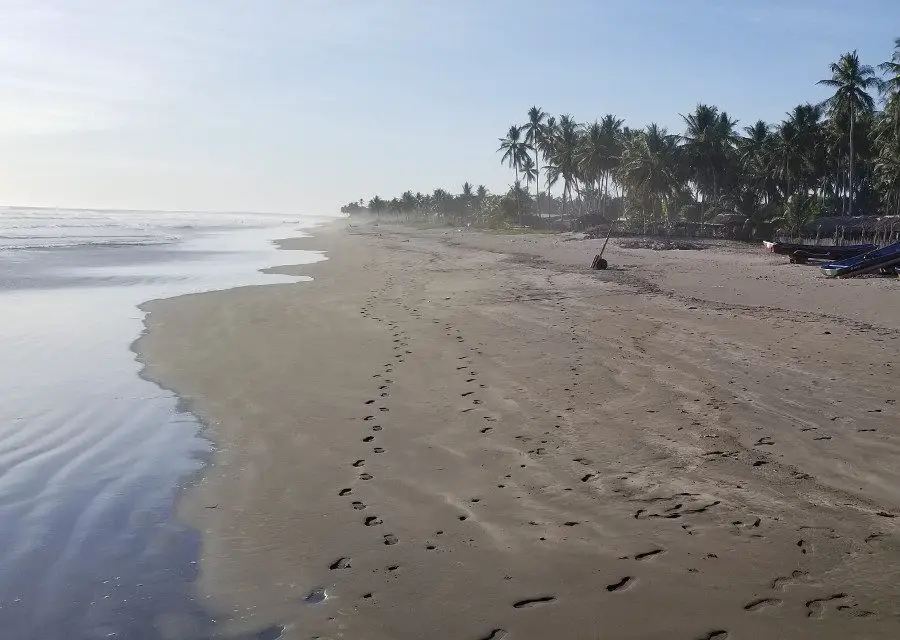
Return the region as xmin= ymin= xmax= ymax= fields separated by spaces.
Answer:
xmin=460 ymin=182 xmax=475 ymax=222
xmin=545 ymin=114 xmax=580 ymax=223
xmin=617 ymin=124 xmax=682 ymax=232
xmin=879 ymin=38 xmax=900 ymax=134
xmin=818 ymin=50 xmax=880 ymax=215
xmin=598 ymin=114 xmax=624 ymax=214
xmin=498 ymin=125 xmax=531 ymax=223
xmin=522 ymin=107 xmax=547 ymax=218
xmin=539 ymin=116 xmax=558 ymax=217
xmin=577 ymin=120 xmax=605 ymax=212
xmin=739 ymin=121 xmax=775 ymax=202
xmin=389 ymin=197 xmax=403 ymax=221
xmin=681 ymin=104 xmax=738 ymax=205
xmin=368 ymin=195 xmax=387 ymax=218
xmin=475 ymin=184 xmax=488 ymax=223
xmin=520 ymin=156 xmax=538 ymax=215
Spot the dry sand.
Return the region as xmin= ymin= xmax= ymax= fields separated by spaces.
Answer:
xmin=138 ymin=222 xmax=900 ymax=639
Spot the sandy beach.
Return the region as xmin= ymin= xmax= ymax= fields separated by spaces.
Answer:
xmin=137 ymin=222 xmax=900 ymax=639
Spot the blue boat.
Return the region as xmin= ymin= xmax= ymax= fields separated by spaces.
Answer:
xmin=820 ymin=240 xmax=900 ymax=278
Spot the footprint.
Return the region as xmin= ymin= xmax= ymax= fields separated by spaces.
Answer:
xmin=373 ymin=447 xmax=385 ymax=453
xmin=360 ymin=473 xmax=373 ymax=480
xmin=742 ymin=596 xmax=782 ymax=613
xmin=512 ymin=596 xmax=556 ymax=608
xmin=364 ymin=516 xmax=383 ymax=526
xmin=329 ymin=557 xmax=351 ymax=570
xmin=696 ymin=632 xmax=728 ymax=640
xmin=634 ymin=549 xmax=664 ymax=561
xmin=338 ymin=488 xmax=352 ymax=496
xmin=477 ymin=630 xmax=508 ymax=640
xmin=364 ymin=400 xmax=375 ymax=405
xmin=461 ymin=391 xmax=474 ymax=397
xmin=383 ymin=534 xmax=398 ymax=546
xmin=363 ymin=436 xmax=374 ymax=442
xmin=352 ymin=460 xmax=366 ymax=468
xmin=352 ymin=501 xmax=366 ymax=510
xmin=606 ymin=576 xmax=634 ymax=592
xmin=805 ymin=593 xmax=847 ymax=618
xmin=480 ymin=427 xmax=493 ymax=434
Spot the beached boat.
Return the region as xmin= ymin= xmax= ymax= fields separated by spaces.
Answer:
xmin=763 ymin=241 xmax=876 ymax=261
xmin=820 ymin=241 xmax=900 ymax=278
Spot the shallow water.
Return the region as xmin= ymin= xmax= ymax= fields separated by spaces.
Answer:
xmin=0 ymin=209 xmax=328 ymax=639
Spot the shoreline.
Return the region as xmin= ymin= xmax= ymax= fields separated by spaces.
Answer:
xmin=138 ymin=221 xmax=900 ymax=639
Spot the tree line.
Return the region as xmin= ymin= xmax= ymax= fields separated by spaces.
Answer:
xmin=343 ymin=42 xmax=900 ymax=237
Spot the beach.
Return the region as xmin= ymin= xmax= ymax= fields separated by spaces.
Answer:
xmin=138 ymin=222 xmax=900 ymax=639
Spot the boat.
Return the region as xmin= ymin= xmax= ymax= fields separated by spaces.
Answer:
xmin=820 ymin=240 xmax=900 ymax=278
xmin=763 ymin=241 xmax=876 ymax=262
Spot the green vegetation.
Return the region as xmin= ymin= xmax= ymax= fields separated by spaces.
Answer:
xmin=343 ymin=42 xmax=900 ymax=237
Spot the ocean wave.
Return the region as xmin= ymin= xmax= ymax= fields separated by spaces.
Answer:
xmin=0 ymin=236 xmax=179 ymax=251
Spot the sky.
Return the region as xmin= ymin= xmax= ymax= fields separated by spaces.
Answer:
xmin=0 ymin=0 xmax=898 ymax=215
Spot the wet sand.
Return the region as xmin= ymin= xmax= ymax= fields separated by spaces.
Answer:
xmin=138 ymin=222 xmax=900 ymax=639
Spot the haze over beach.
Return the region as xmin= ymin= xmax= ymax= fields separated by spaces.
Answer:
xmin=2 ymin=2 xmax=900 ymax=640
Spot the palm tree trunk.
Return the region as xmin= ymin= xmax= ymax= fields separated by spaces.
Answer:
xmin=535 ymin=151 xmax=541 ymax=220
xmin=848 ymin=103 xmax=855 ymax=217
xmin=515 ymin=166 xmax=521 ymax=225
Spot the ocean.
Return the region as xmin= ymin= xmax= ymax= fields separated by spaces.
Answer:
xmin=0 ymin=207 xmax=329 ymax=639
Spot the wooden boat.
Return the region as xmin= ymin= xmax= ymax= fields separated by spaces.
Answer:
xmin=821 ymin=241 xmax=900 ymax=278
xmin=763 ymin=241 xmax=876 ymax=261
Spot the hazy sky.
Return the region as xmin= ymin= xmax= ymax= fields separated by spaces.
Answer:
xmin=0 ymin=0 xmax=898 ymax=215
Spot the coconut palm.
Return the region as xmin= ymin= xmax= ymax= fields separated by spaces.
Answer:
xmin=389 ymin=197 xmax=403 ymax=220
xmin=818 ymin=51 xmax=880 ymax=215
xmin=597 ymin=114 xmax=625 ymax=213
xmin=618 ymin=124 xmax=682 ymax=231
xmin=520 ymin=156 xmax=538 ymax=215
xmin=879 ymin=38 xmax=900 ymax=134
xmin=460 ymin=182 xmax=475 ymax=222
xmin=539 ymin=116 xmax=558 ymax=216
xmin=498 ymin=125 xmax=531 ymax=223
xmin=522 ymin=107 xmax=548 ymax=217
xmin=681 ymin=104 xmax=738 ymax=204
xmin=368 ymin=196 xmax=387 ymax=218
xmin=544 ymin=114 xmax=580 ymax=222
xmin=577 ymin=120 xmax=606 ymax=212
xmin=739 ymin=121 xmax=775 ymax=202
xmin=875 ymin=126 xmax=900 ymax=216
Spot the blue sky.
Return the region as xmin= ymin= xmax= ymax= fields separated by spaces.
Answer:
xmin=0 ymin=0 xmax=897 ymax=215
